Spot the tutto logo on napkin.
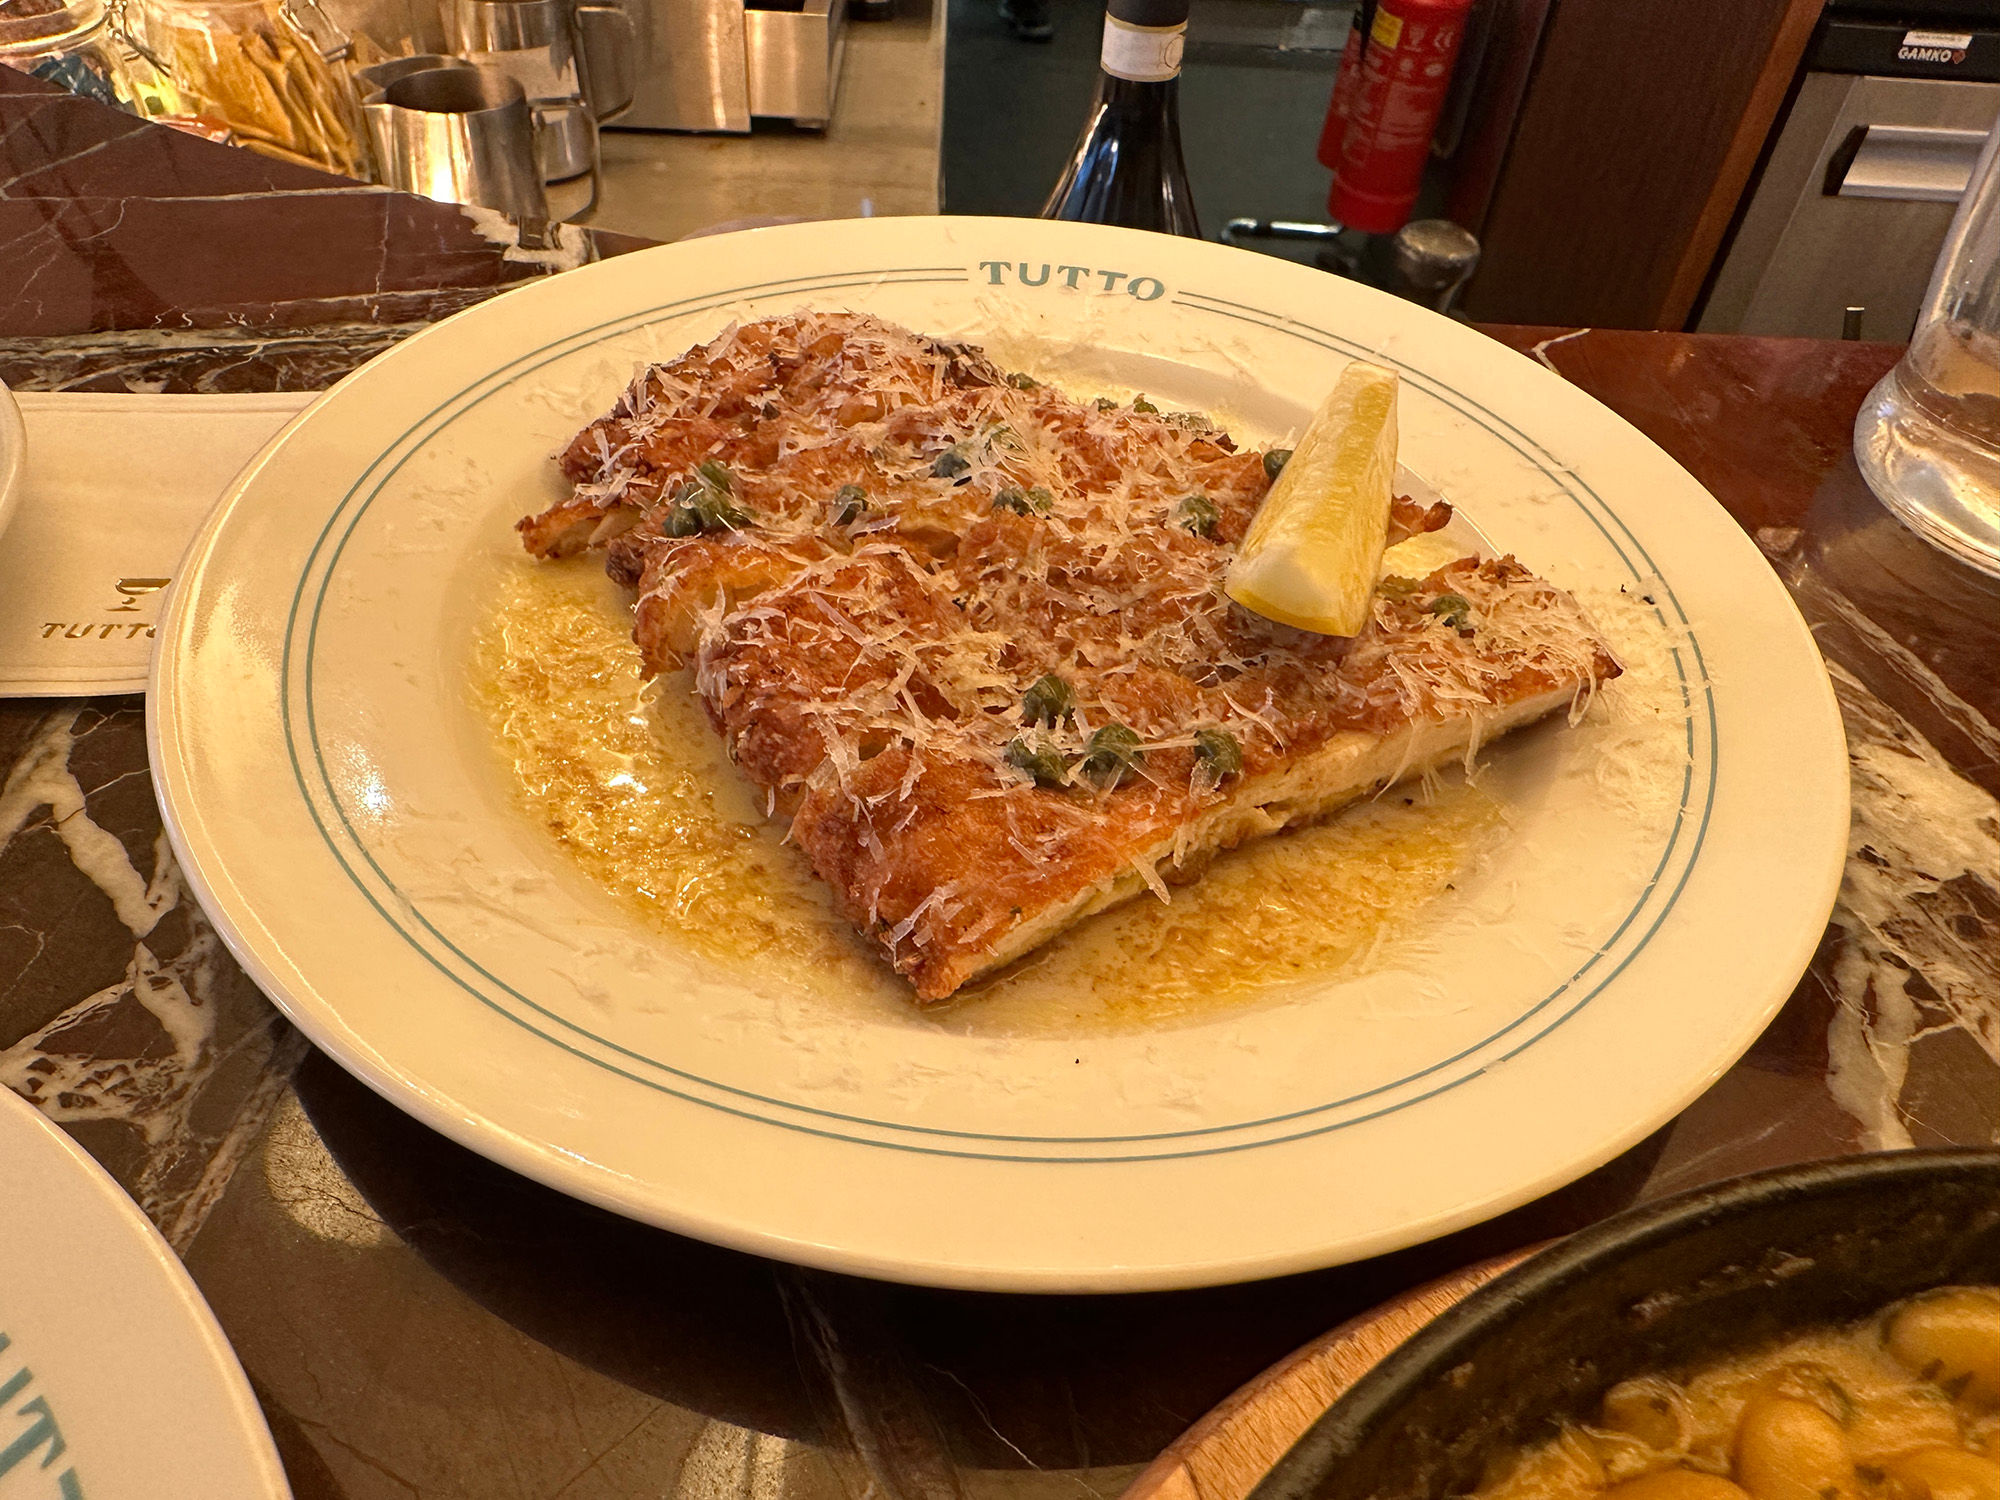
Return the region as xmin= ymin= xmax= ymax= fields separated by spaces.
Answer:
xmin=0 ymin=392 xmax=315 ymax=697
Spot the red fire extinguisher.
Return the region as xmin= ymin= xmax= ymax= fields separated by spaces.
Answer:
xmin=1320 ymin=0 xmax=1474 ymax=236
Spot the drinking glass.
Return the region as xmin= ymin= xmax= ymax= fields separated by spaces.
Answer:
xmin=1855 ymin=118 xmax=2000 ymax=575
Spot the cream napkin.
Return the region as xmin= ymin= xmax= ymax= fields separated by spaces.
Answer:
xmin=0 ymin=392 xmax=316 ymax=697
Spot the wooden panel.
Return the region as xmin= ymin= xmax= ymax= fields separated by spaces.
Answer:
xmin=1660 ymin=0 xmax=1824 ymax=326
xmin=1459 ymin=0 xmax=1826 ymax=330
xmin=1444 ymin=0 xmax=1556 ymax=236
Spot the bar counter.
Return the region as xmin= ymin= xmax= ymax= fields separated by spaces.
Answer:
xmin=3 ymin=70 xmax=1999 ymax=1500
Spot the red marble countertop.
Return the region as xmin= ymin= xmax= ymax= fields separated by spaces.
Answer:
xmin=3 ymin=70 xmax=1999 ymax=1500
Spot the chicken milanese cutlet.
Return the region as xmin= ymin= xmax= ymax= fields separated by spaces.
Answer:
xmin=518 ymin=311 xmax=1622 ymax=1002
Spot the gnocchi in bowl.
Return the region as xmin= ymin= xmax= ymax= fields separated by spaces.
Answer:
xmin=1482 ymin=1287 xmax=2000 ymax=1500
xmin=1249 ymin=1151 xmax=2000 ymax=1500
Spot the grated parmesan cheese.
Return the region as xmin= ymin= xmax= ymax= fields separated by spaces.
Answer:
xmin=517 ymin=311 xmax=1622 ymax=1000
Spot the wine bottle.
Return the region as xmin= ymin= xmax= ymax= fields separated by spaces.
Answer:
xmin=1041 ymin=0 xmax=1201 ymax=238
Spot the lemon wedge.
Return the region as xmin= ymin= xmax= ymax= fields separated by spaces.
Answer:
xmin=1225 ymin=362 xmax=1399 ymax=636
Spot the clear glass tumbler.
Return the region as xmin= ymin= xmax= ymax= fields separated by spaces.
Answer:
xmin=1855 ymin=120 xmax=2000 ymax=576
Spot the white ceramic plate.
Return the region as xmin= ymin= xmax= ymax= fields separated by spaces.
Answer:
xmin=0 ymin=1087 xmax=290 ymax=1498
xmin=0 ymin=379 xmax=25 ymax=546
xmin=149 ymin=218 xmax=1848 ymax=1293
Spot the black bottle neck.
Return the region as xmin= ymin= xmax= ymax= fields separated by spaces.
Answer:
xmin=1105 ymin=0 xmax=1186 ymax=26
xmin=1039 ymin=0 xmax=1201 ymax=236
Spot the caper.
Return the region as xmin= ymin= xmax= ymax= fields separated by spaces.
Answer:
xmin=931 ymin=447 xmax=972 ymax=479
xmin=663 ymin=475 xmax=752 ymax=534
xmin=1377 ymin=575 xmax=1422 ymax=599
xmin=1004 ymin=736 xmax=1068 ymax=788
xmin=1021 ymin=673 xmax=1074 ymax=726
xmin=1082 ymin=723 xmax=1144 ymax=788
xmin=1176 ymin=494 xmax=1219 ymax=538
xmin=993 ymin=486 xmax=1053 ymax=517
xmin=1094 ymin=397 xmax=1118 ymax=412
xmin=1430 ymin=592 xmax=1473 ymax=631
xmin=1264 ymin=448 xmax=1292 ymax=480
xmin=1005 ymin=372 xmax=1039 ymax=390
xmin=697 ymin=458 xmax=735 ymax=493
xmin=832 ymin=484 xmax=868 ymax=526
xmin=1131 ymin=396 xmax=1159 ymax=415
xmin=700 ymin=491 xmax=754 ymax=530
xmin=1193 ymin=728 xmax=1243 ymax=783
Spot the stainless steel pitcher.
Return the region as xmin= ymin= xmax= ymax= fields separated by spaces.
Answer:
xmin=355 ymin=53 xmax=475 ymax=95
xmin=363 ymin=66 xmax=550 ymax=220
xmin=439 ymin=0 xmax=634 ymax=184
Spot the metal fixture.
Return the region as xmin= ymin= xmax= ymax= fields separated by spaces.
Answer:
xmin=614 ymin=0 xmax=846 ymax=131
xmin=1389 ymin=219 xmax=1481 ymax=313
xmin=363 ymin=66 xmax=550 ymax=219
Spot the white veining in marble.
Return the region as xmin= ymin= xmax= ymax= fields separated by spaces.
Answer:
xmin=0 ymin=707 xmax=293 ymax=1248
xmin=0 ymin=322 xmax=429 ymax=393
xmin=1528 ymin=328 xmax=1593 ymax=371
xmin=0 ymin=713 xmax=172 ymax=926
xmin=0 ymin=121 xmax=147 ymax=195
xmin=1822 ymin=659 xmax=2000 ymax=1150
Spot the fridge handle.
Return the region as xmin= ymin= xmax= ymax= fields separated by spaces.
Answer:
xmin=1825 ymin=122 xmax=1991 ymax=203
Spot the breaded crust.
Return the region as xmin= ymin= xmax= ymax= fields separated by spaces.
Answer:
xmin=521 ymin=312 xmax=1621 ymax=1001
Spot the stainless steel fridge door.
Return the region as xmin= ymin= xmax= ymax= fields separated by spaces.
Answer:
xmin=745 ymin=0 xmax=845 ymax=127
xmin=614 ymin=0 xmax=753 ymax=132
xmin=1702 ymin=72 xmax=2000 ymax=341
